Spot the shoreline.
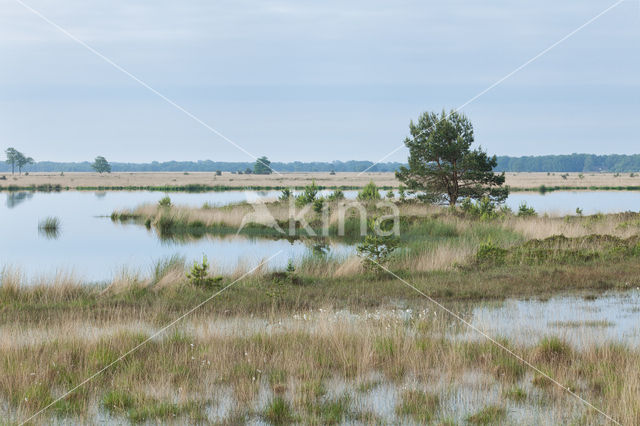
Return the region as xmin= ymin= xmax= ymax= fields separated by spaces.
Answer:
xmin=1 ymin=171 xmax=639 ymax=192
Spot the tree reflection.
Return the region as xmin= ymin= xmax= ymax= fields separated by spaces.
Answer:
xmin=6 ymin=191 xmax=34 ymax=209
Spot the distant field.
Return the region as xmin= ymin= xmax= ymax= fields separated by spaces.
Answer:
xmin=0 ymin=171 xmax=639 ymax=190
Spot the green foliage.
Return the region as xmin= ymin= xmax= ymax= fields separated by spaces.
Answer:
xmin=286 ymin=260 xmax=295 ymax=274
xmin=357 ymin=181 xmax=381 ymax=201
xmin=185 ymin=256 xmax=222 ymax=288
xmin=517 ymin=202 xmax=537 ymax=217
xmin=460 ymin=197 xmax=499 ymax=219
xmin=102 ymin=390 xmax=135 ymax=413
xmin=327 ymin=189 xmax=344 ymax=201
xmin=157 ymin=196 xmax=172 ymax=208
xmin=91 ymin=156 xmax=111 ymax=174
xmin=262 ymin=397 xmax=295 ymax=424
xmin=5 ymin=147 xmax=34 ymax=175
xmin=576 ymin=207 xmax=583 ymax=216
xmin=254 ymin=156 xmax=273 ymax=175
xmin=295 ymin=180 xmax=319 ymax=206
xmin=466 ymin=405 xmax=506 ymax=424
xmin=396 ymin=110 xmax=507 ymax=205
xmin=386 ymin=189 xmax=395 ymax=199
xmin=496 ymin=153 xmax=640 ymax=173
xmin=398 ymin=185 xmax=406 ymax=201
xmin=475 ymin=241 xmax=508 ymax=266
xmin=312 ymin=197 xmax=325 ymax=213
xmin=356 ymin=218 xmax=399 ymax=274
xmin=279 ymin=188 xmax=292 ymax=201
xmin=504 ymin=387 xmax=527 ymax=402
xmin=474 ymin=234 xmax=640 ymax=268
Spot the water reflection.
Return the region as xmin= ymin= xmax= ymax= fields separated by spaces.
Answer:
xmin=6 ymin=191 xmax=34 ymax=208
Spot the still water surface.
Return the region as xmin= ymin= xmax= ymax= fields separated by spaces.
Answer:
xmin=1 ymin=190 xmax=638 ymax=281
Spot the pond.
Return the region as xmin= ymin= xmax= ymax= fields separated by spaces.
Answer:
xmin=0 ymin=191 xmax=353 ymax=282
xmin=1 ymin=189 xmax=639 ymax=282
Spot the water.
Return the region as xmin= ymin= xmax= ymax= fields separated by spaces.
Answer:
xmin=468 ymin=291 xmax=640 ymax=348
xmin=1 ymin=189 xmax=638 ymax=282
xmin=0 ymin=191 xmax=353 ymax=282
xmin=505 ymin=190 xmax=640 ymax=215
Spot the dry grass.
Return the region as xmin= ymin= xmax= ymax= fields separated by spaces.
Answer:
xmin=2 ymin=171 xmax=638 ymax=190
xmin=1 ymin=307 xmax=639 ymax=424
xmin=0 ymin=171 xmax=399 ymax=189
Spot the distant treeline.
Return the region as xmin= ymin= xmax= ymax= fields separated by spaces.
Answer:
xmin=0 ymin=160 xmax=403 ymax=173
xmin=1 ymin=154 xmax=639 ymax=173
xmin=496 ymin=154 xmax=640 ymax=172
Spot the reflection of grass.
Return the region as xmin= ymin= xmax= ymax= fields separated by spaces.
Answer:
xmin=38 ymin=216 xmax=61 ymax=238
xmin=549 ymin=320 xmax=615 ymax=328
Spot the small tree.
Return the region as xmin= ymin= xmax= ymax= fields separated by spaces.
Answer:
xmin=254 ymin=156 xmax=272 ymax=175
xmin=5 ymin=148 xmax=19 ymax=175
xmin=357 ymin=181 xmax=381 ymax=201
xmin=396 ymin=110 xmax=508 ymax=206
xmin=356 ymin=218 xmax=399 ymax=274
xmin=295 ymin=180 xmax=319 ymax=206
xmin=92 ymin=156 xmax=112 ymax=174
xmin=16 ymin=153 xmax=34 ymax=175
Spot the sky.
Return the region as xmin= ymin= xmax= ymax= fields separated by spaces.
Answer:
xmin=0 ymin=0 xmax=638 ymax=163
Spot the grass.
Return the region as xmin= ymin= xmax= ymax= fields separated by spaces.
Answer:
xmin=3 ymin=308 xmax=640 ymax=423
xmin=395 ymin=389 xmax=440 ymax=422
xmin=466 ymin=405 xmax=507 ymax=424
xmin=4 ymin=199 xmax=640 ymax=423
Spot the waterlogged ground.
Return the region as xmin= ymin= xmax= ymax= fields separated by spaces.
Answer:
xmin=3 ymin=292 xmax=637 ymax=424
xmin=2 ymin=190 xmax=640 ymax=282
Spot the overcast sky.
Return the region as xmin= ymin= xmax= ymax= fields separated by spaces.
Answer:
xmin=1 ymin=0 xmax=638 ymax=163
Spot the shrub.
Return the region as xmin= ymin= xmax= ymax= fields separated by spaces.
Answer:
xmin=357 ymin=219 xmax=399 ymax=274
xmin=158 ymin=196 xmax=172 ymax=208
xmin=329 ymin=170 xmax=336 ymax=175
xmin=461 ymin=197 xmax=498 ymax=219
xmin=327 ymin=189 xmax=344 ymax=201
xmin=398 ymin=185 xmax=406 ymax=201
xmin=357 ymin=181 xmax=381 ymax=201
xmin=186 ymin=256 xmax=222 ymax=288
xmin=475 ymin=241 xmax=507 ymax=266
xmin=517 ymin=202 xmax=536 ymax=217
xmin=386 ymin=189 xmax=395 ymax=199
xmin=575 ymin=207 xmax=583 ymax=216
xmin=296 ymin=180 xmax=319 ymax=206
xmin=215 ymin=170 xmax=222 ymax=176
xmin=279 ymin=188 xmax=292 ymax=201
xmin=312 ymin=197 xmax=325 ymax=213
